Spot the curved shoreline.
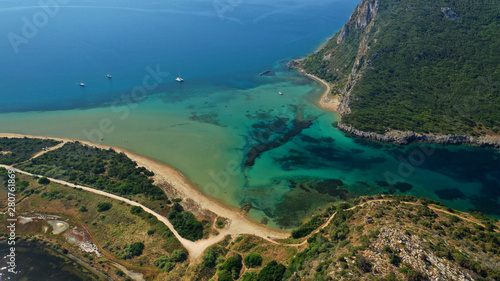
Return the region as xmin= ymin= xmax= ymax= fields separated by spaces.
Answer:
xmin=0 ymin=133 xmax=290 ymax=241
xmin=295 ymin=67 xmax=500 ymax=149
xmin=298 ymin=69 xmax=340 ymax=114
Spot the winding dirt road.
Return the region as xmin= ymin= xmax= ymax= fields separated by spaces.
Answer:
xmin=0 ymin=133 xmax=290 ymax=261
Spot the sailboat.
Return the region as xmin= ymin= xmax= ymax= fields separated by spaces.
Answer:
xmin=175 ymin=70 xmax=184 ymax=82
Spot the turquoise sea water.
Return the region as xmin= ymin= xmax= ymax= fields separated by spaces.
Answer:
xmin=0 ymin=0 xmax=499 ymax=229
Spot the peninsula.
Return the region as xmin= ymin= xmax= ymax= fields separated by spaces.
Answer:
xmin=1 ymin=135 xmax=499 ymax=280
xmin=293 ymin=0 xmax=500 ymax=147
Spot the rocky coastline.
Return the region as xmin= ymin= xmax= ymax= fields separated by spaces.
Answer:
xmin=289 ymin=0 xmax=500 ymax=150
xmin=337 ymin=121 xmax=500 ymax=148
xmin=290 ymin=60 xmax=500 ymax=149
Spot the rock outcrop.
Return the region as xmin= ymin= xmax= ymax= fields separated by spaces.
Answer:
xmin=337 ymin=121 xmax=500 ymax=148
xmin=369 ymin=227 xmax=474 ymax=281
xmin=336 ymin=0 xmax=380 ymax=116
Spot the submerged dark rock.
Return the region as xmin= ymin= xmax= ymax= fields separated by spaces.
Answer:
xmin=244 ymin=118 xmax=315 ymax=167
xmin=435 ymin=188 xmax=467 ymax=201
xmin=259 ymin=70 xmax=274 ymax=76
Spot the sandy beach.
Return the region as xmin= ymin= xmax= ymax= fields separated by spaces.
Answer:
xmin=0 ymin=133 xmax=290 ymax=251
xmin=296 ymin=68 xmax=340 ymax=113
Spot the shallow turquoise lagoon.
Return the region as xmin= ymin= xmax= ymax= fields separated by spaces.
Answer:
xmin=0 ymin=0 xmax=498 ymax=228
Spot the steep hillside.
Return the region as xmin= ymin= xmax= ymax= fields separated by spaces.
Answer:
xmin=182 ymin=196 xmax=500 ymax=281
xmin=299 ymin=0 xmax=499 ymax=140
xmin=283 ymin=197 xmax=500 ymax=281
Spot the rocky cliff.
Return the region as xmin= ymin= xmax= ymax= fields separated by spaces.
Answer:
xmin=298 ymin=0 xmax=500 ymax=147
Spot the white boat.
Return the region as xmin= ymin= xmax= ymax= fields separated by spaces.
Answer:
xmin=279 ymin=91 xmax=283 ymax=95
xmin=176 ymin=70 xmax=184 ymax=82
xmin=78 ymin=82 xmax=85 ymax=86
xmin=107 ymin=74 xmax=112 ymax=78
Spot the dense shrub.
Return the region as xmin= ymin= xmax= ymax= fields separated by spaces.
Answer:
xmin=257 ymin=261 xmax=286 ymax=281
xmin=18 ymin=142 xmax=167 ymax=200
xmin=38 ymin=177 xmax=50 ymax=184
xmin=171 ymin=249 xmax=187 ymax=262
xmin=168 ymin=210 xmax=203 ymax=241
xmin=97 ymin=202 xmax=112 ymax=212
xmin=130 ymin=206 xmax=143 ymax=214
xmin=119 ymin=242 xmax=145 ymax=259
xmin=217 ymin=270 xmax=233 ymax=281
xmin=240 ymin=272 xmax=258 ymax=281
xmin=291 ymin=215 xmax=324 ymax=238
xmin=222 ymin=254 xmax=242 ymax=278
xmin=355 ymin=255 xmax=372 ymax=272
xmin=202 ymin=248 xmax=217 ymax=268
xmin=0 ymin=138 xmax=60 ymax=165
xmin=390 ymin=254 xmax=401 ymax=266
xmin=154 ymin=256 xmax=175 ymax=272
xmin=244 ymin=253 xmax=263 ymax=268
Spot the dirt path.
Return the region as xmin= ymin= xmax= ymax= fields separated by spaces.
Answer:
xmin=4 ymin=164 xmax=286 ymax=260
xmin=1 ymin=165 xmax=200 ymax=257
xmin=426 ymin=204 xmax=499 ymax=233
xmin=281 ymin=199 xmax=499 ymax=248
xmin=3 ymin=134 xmax=497 ymax=258
xmin=30 ymin=141 xmax=68 ymax=160
xmin=283 ymin=200 xmax=391 ymax=247
xmin=0 ymin=133 xmax=289 ymax=260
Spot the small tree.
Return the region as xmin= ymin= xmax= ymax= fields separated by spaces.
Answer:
xmin=130 ymin=206 xmax=143 ymax=214
xmin=38 ymin=177 xmax=50 ymax=184
xmin=128 ymin=242 xmax=145 ymax=257
xmin=222 ymin=254 xmax=242 ymax=275
xmin=154 ymin=256 xmax=175 ymax=272
xmin=97 ymin=202 xmax=112 ymax=212
xmin=217 ymin=270 xmax=232 ymax=281
xmin=240 ymin=272 xmax=258 ymax=281
xmin=257 ymin=261 xmax=286 ymax=281
xmin=79 ymin=205 xmax=88 ymax=212
xmin=202 ymin=248 xmax=217 ymax=268
xmin=244 ymin=253 xmax=263 ymax=268
xmin=171 ymin=249 xmax=187 ymax=262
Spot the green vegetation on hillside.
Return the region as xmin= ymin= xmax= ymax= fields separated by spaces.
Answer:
xmin=17 ymin=142 xmax=167 ymax=201
xmin=0 ymin=137 xmax=61 ymax=164
xmin=282 ymin=196 xmax=500 ymax=280
xmin=128 ymin=205 xmax=184 ymax=252
xmin=0 ymin=170 xmax=184 ymax=280
xmin=168 ymin=209 xmax=203 ymax=241
xmin=119 ymin=242 xmax=145 ymax=259
xmin=244 ymin=253 xmax=263 ymax=268
xmin=218 ymin=253 xmax=243 ymax=280
xmin=258 ymin=260 xmax=287 ymax=281
xmin=97 ymin=202 xmax=112 ymax=212
xmin=304 ymin=0 xmax=500 ymax=135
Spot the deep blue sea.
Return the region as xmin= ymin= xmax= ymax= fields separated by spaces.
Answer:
xmin=0 ymin=0 xmax=499 ymax=232
xmin=0 ymin=0 xmax=360 ymax=112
